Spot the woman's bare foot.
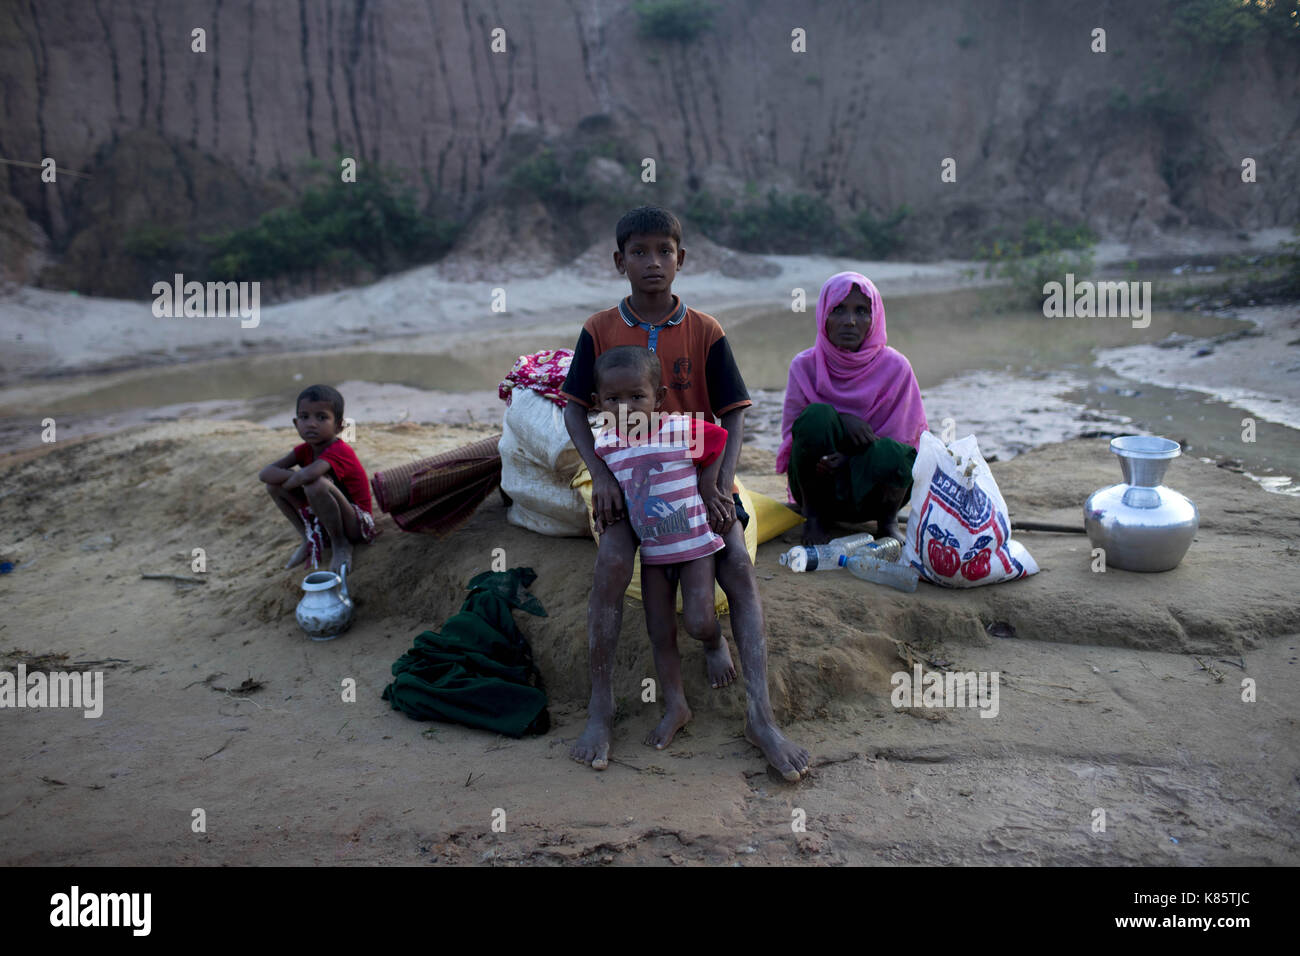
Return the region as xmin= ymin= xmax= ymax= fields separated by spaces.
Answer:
xmin=878 ymin=516 xmax=905 ymax=543
xmin=645 ymin=699 xmax=692 ymax=750
xmin=801 ymin=513 xmax=833 ymax=546
xmin=285 ymin=539 xmax=311 ymax=569
xmin=329 ymin=542 xmax=353 ymax=573
xmin=744 ymin=717 xmax=811 ymax=782
xmin=570 ymin=711 xmax=613 ymax=770
xmin=703 ymin=636 xmax=737 ymax=688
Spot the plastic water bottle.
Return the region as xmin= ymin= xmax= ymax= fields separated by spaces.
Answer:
xmin=840 ymin=553 xmax=920 ymax=592
xmin=778 ymin=544 xmax=847 ymax=572
xmin=858 ymin=536 xmax=902 ymax=563
xmin=777 ymin=534 xmax=900 ymax=572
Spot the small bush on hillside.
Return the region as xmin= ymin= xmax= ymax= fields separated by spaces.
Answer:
xmin=634 ymin=0 xmax=716 ymax=42
xmin=847 ymin=206 xmax=911 ymax=259
xmin=979 ymin=218 xmax=1098 ymax=308
xmin=204 ymin=165 xmax=458 ymax=281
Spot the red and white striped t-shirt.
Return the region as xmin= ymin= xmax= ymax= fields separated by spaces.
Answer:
xmin=594 ymin=413 xmax=728 ymax=565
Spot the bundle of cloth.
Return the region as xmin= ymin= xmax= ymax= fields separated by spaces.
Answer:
xmin=382 ymin=567 xmax=550 ymax=737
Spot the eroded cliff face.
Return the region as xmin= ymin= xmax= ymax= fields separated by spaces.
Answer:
xmin=1 ymin=0 xmax=1296 ymax=294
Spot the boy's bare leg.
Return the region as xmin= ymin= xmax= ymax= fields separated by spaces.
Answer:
xmin=679 ymin=555 xmax=735 ymax=688
xmin=569 ymin=518 xmax=637 ymax=770
xmin=303 ymin=477 xmax=361 ymax=572
xmin=713 ymin=523 xmax=811 ymax=782
xmin=266 ymin=483 xmax=312 ymax=568
xmin=640 ymin=563 xmax=692 ymax=750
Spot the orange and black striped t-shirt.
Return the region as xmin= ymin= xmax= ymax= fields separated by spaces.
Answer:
xmin=559 ymin=295 xmax=752 ymax=420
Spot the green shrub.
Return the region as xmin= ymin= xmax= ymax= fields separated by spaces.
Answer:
xmin=979 ymin=219 xmax=1098 ymax=308
xmin=1171 ymin=0 xmax=1299 ymax=47
xmin=682 ymin=189 xmax=910 ymax=258
xmin=634 ymin=0 xmax=716 ymax=42
xmin=683 ymin=190 xmax=732 ymax=235
xmin=1271 ymin=226 xmax=1300 ymax=297
xmin=123 ymin=224 xmax=187 ymax=263
xmin=204 ymin=166 xmax=458 ymax=281
xmin=729 ymin=189 xmax=838 ymax=254
xmin=848 ymin=205 xmax=911 ymax=259
xmin=506 ymin=140 xmax=639 ymax=213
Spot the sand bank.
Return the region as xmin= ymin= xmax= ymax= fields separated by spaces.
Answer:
xmin=2 ymin=421 xmax=1297 ymax=864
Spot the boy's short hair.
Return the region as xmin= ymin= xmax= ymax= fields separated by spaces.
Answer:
xmin=616 ymin=206 xmax=682 ymax=253
xmin=296 ymin=384 xmax=345 ymax=422
xmin=594 ymin=345 xmax=661 ymax=392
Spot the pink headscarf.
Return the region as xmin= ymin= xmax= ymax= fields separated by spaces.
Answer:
xmin=775 ymin=272 xmax=928 ymax=474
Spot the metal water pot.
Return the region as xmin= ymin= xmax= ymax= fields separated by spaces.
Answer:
xmin=1084 ymin=436 xmax=1198 ymax=572
xmin=296 ymin=566 xmax=354 ymax=640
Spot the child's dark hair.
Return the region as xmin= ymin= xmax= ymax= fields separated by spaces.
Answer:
xmin=594 ymin=345 xmax=661 ymax=392
xmin=296 ymin=384 xmax=344 ymax=422
xmin=616 ymin=206 xmax=682 ymax=253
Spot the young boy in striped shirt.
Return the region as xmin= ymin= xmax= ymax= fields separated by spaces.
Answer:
xmin=590 ymin=346 xmax=729 ymax=750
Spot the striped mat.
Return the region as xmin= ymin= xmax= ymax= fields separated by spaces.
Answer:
xmin=370 ymin=435 xmax=502 ymax=536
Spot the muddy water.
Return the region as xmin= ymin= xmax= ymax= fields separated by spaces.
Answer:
xmin=724 ymin=288 xmax=1243 ymax=390
xmin=5 ymin=286 xmax=1296 ymax=491
xmin=12 ymin=288 xmax=1235 ymax=410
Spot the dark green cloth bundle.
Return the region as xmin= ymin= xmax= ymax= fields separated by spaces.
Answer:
xmin=382 ymin=567 xmax=550 ymax=737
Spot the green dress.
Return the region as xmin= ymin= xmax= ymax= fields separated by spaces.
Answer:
xmin=786 ymin=403 xmax=917 ymax=523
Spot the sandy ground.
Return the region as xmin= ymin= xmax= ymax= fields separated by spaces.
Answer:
xmin=1 ymin=422 xmax=1297 ymax=865
xmin=2 ymin=228 xmax=1297 ymax=865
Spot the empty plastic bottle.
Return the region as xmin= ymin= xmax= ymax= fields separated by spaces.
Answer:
xmin=859 ymin=536 xmax=903 ymax=563
xmin=840 ymin=553 xmax=920 ymax=592
xmin=777 ymin=534 xmax=901 ymax=572
xmin=779 ymin=534 xmax=900 ymax=572
xmin=777 ymin=543 xmax=846 ymax=572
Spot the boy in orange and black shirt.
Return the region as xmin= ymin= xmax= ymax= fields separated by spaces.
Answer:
xmin=560 ymin=206 xmax=810 ymax=781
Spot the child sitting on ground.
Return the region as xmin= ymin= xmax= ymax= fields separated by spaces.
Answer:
xmin=591 ymin=346 xmax=731 ymax=750
xmin=258 ymin=384 xmax=377 ymax=572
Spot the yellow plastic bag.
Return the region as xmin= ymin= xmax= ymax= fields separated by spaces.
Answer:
xmin=571 ymin=465 xmax=799 ymax=614
xmin=746 ymin=485 xmax=805 ymax=541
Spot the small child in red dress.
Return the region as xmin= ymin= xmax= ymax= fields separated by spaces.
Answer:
xmin=258 ymin=384 xmax=377 ymax=573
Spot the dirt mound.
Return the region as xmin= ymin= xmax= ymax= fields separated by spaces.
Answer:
xmin=4 ymin=422 xmax=1298 ymax=726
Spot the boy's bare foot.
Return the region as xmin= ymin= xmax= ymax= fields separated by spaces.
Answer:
xmin=645 ymin=700 xmax=692 ymax=750
xmin=329 ymin=542 xmax=353 ymax=574
xmin=570 ymin=712 xmax=613 ymax=770
xmin=744 ymin=717 xmax=811 ymax=782
xmin=703 ymin=636 xmax=736 ymax=688
xmin=285 ymin=539 xmax=311 ymax=569
xmin=801 ymin=514 xmax=833 ymax=546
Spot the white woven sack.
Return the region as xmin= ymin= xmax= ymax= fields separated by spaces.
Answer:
xmin=503 ymin=388 xmax=582 ymax=477
xmin=903 ymin=431 xmax=1038 ymax=587
xmin=500 ymin=419 xmax=590 ymax=536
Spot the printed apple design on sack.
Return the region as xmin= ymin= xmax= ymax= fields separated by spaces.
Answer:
xmin=925 ymin=524 xmax=962 ymax=578
xmin=960 ymin=535 xmax=994 ymax=581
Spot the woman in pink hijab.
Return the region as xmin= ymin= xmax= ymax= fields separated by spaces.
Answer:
xmin=776 ymin=272 xmax=928 ymax=545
